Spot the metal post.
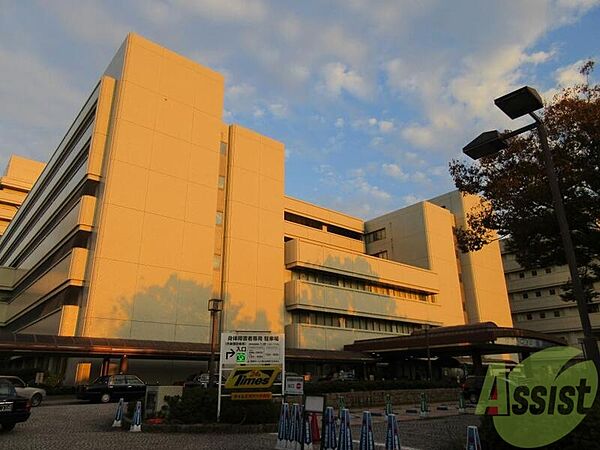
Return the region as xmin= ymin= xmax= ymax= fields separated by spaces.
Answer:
xmin=532 ymin=113 xmax=600 ymax=370
xmin=425 ymin=326 xmax=432 ymax=381
xmin=207 ymin=298 xmax=223 ymax=388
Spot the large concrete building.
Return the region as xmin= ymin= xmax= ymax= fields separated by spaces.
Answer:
xmin=0 ymin=33 xmax=515 ymax=383
xmin=0 ymin=156 xmax=45 ymax=236
xmin=501 ymin=240 xmax=600 ymax=348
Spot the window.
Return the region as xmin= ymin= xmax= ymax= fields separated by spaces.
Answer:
xmin=535 ymin=291 xmax=542 ymax=297
xmin=519 ymin=272 xmax=525 ymax=279
xmin=531 ymin=270 xmax=538 ymax=276
xmin=371 ymin=250 xmax=389 ymax=259
xmin=554 ymin=310 xmax=561 ymax=318
xmin=112 ymin=375 xmax=127 ymax=385
xmin=540 ymin=312 xmax=546 ymax=319
xmin=549 ymin=289 xmax=556 ymax=295
xmin=216 ymin=211 xmax=223 ymax=225
xmin=218 ymin=176 xmax=225 ymax=189
xmin=284 ymin=212 xmax=323 ymax=230
xmin=523 ymin=293 xmax=529 ymax=299
xmin=327 ymin=224 xmax=362 ymax=241
xmin=526 ymin=314 xmax=533 ymax=320
xmin=365 ymin=228 xmax=386 ymax=244
xmin=545 ymin=268 xmax=552 ymax=274
xmin=220 ymin=142 xmax=228 ymax=155
xmin=2 ymin=377 xmax=25 ymax=388
xmin=126 ymin=376 xmax=144 ymax=385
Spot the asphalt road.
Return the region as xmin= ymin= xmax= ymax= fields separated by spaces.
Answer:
xmin=0 ymin=400 xmax=481 ymax=449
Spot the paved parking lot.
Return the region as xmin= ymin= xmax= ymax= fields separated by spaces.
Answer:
xmin=0 ymin=400 xmax=481 ymax=449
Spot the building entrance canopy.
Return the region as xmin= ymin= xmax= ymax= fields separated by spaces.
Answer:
xmin=344 ymin=322 xmax=567 ymax=358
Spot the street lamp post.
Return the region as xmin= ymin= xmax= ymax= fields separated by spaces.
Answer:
xmin=207 ymin=298 xmax=223 ymax=387
xmin=463 ymin=86 xmax=600 ymax=371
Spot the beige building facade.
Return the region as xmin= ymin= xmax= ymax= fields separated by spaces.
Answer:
xmin=0 ymin=34 xmax=513 ymax=382
xmin=501 ymin=240 xmax=600 ymax=348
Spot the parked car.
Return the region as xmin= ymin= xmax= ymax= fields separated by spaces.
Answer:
xmin=0 ymin=376 xmax=46 ymax=407
xmin=0 ymin=379 xmax=31 ymax=431
xmin=183 ymin=373 xmax=226 ymax=388
xmin=77 ymin=374 xmax=146 ymax=403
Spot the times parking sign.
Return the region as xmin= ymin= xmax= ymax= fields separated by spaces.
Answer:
xmin=220 ymin=332 xmax=284 ymax=368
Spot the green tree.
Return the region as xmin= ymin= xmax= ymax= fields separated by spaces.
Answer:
xmin=449 ymin=61 xmax=600 ymax=303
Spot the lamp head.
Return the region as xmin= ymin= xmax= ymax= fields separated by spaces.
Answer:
xmin=463 ymin=130 xmax=507 ymax=160
xmin=494 ymin=86 xmax=543 ymax=119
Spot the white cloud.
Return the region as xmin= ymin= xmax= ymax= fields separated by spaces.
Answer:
xmin=402 ymin=194 xmax=422 ymax=206
xmin=314 ymin=164 xmax=393 ymax=217
xmin=172 ymin=0 xmax=268 ymax=23
xmin=411 ymin=171 xmax=430 ymax=184
xmin=401 ymin=125 xmax=436 ymax=149
xmin=378 ymin=120 xmax=394 ymax=133
xmin=321 ymin=62 xmax=372 ymax=99
xmin=381 ymin=163 xmax=408 ymax=181
xmin=44 ymin=0 xmax=130 ymax=46
xmin=335 ymin=118 xmax=345 ymax=128
xmin=226 ymin=83 xmax=256 ymax=100
xmin=555 ymin=59 xmax=588 ymax=86
xmin=268 ymin=103 xmax=288 ymax=118
xmin=0 ymin=45 xmax=84 ymax=166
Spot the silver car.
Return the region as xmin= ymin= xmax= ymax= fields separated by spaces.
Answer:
xmin=0 ymin=376 xmax=46 ymax=407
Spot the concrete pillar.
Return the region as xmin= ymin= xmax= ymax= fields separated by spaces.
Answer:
xmin=119 ymin=355 xmax=129 ymax=374
xmin=101 ymin=358 xmax=110 ymax=376
xmin=471 ymin=351 xmax=484 ymax=376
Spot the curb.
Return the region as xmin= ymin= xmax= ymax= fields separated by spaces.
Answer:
xmin=122 ymin=416 xmax=278 ymax=434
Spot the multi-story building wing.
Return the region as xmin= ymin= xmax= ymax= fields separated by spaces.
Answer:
xmin=0 ymin=33 xmax=514 ymax=383
xmin=0 ymin=156 xmax=45 ymax=236
xmin=501 ymin=240 xmax=600 ymax=347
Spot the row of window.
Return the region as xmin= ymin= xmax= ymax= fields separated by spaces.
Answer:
xmin=518 ymin=310 xmax=563 ymax=321
xmin=284 ymin=212 xmax=363 ymax=241
xmin=364 ymin=228 xmax=386 ymax=244
xmin=293 ymin=310 xmax=425 ymax=334
xmin=370 ymin=250 xmax=388 ymax=259
xmin=513 ymin=288 xmax=557 ymax=300
xmin=291 ymin=269 xmax=433 ymax=302
xmin=515 ymin=267 xmax=552 ymax=279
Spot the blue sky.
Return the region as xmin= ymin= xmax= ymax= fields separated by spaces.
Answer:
xmin=1 ymin=0 xmax=598 ymax=219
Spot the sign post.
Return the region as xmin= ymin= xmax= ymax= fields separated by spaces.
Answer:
xmin=218 ymin=331 xmax=285 ymax=421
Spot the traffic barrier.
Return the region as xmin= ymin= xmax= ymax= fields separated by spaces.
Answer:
xmin=321 ymin=406 xmax=338 ymax=450
xmin=288 ymin=403 xmax=301 ymax=449
xmin=337 ymin=396 xmax=346 ymax=419
xmin=458 ymin=393 xmax=466 ymax=414
xmin=338 ymin=408 xmax=352 ymax=450
xmin=384 ymin=394 xmax=393 ymax=416
xmin=276 ymin=402 xmax=289 ymax=449
xmin=419 ymin=392 xmax=429 ymax=418
xmin=466 ymin=425 xmax=482 ymax=450
xmin=384 ymin=414 xmax=401 ymax=450
xmin=358 ymin=411 xmax=375 ymax=450
xmin=310 ymin=412 xmax=320 ymax=442
xmin=303 ymin=409 xmax=314 ymax=450
xmin=129 ymin=400 xmax=142 ymax=432
xmin=112 ymin=397 xmax=124 ymax=428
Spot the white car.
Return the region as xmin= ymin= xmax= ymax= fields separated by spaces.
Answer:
xmin=0 ymin=376 xmax=46 ymax=407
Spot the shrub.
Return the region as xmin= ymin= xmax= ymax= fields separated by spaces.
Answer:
xmin=165 ymin=388 xmax=279 ymax=425
xmin=304 ymin=378 xmax=456 ymax=394
xmin=166 ymin=388 xmax=218 ymax=424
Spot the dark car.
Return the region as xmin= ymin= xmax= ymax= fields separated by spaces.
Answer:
xmin=77 ymin=374 xmax=146 ymax=403
xmin=0 ymin=379 xmax=31 ymax=431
